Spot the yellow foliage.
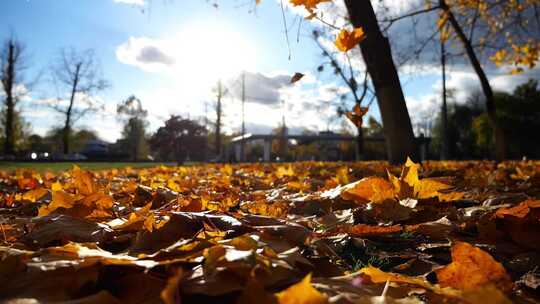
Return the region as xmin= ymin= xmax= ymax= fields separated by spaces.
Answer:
xmin=38 ymin=190 xmax=76 ymax=216
xmin=342 ymin=158 xmax=463 ymax=203
xmin=335 ymin=28 xmax=366 ymax=52
xmin=21 ymin=188 xmax=48 ymax=203
xmin=275 ymin=273 xmax=328 ymax=304
xmin=341 ymin=177 xmax=395 ymax=203
xmin=435 ymin=242 xmax=512 ymax=291
xmin=289 ymin=0 xmax=331 ymax=13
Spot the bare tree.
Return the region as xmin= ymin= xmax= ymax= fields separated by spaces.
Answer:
xmin=1 ymin=36 xmax=27 ymax=155
xmin=49 ymin=48 xmax=109 ymax=154
xmin=312 ymin=29 xmax=373 ymax=159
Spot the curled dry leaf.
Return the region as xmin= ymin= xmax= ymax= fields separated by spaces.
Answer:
xmin=345 ymin=104 xmax=369 ymax=128
xmin=494 ymin=199 xmax=540 ymax=250
xmin=290 ymin=72 xmax=305 ymax=84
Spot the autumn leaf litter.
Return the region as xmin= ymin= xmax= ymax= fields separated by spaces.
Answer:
xmin=0 ymin=160 xmax=539 ymax=303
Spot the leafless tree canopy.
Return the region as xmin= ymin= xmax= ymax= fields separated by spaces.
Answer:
xmin=48 ymin=47 xmax=109 ymax=154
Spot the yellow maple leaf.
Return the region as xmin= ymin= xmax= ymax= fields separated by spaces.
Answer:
xmin=38 ymin=190 xmax=76 ymax=216
xmin=275 ymin=273 xmax=328 ymax=304
xmin=435 ymin=242 xmax=512 ymax=291
xmin=72 ymin=166 xmax=98 ymax=196
xmin=359 ymin=266 xmax=461 ymax=297
xmin=51 ymin=181 xmax=63 ymax=191
xmin=289 ymin=0 xmax=331 ymax=13
xmin=335 ymin=28 xmax=366 ymax=52
xmin=400 ymin=157 xmax=463 ymax=202
xmin=341 ymin=177 xmax=395 ymax=203
xmin=21 ymin=188 xmax=48 ymax=203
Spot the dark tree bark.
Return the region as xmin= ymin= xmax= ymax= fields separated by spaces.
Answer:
xmin=215 ymin=80 xmax=223 ymax=158
xmin=63 ymin=63 xmax=81 ymax=155
xmin=344 ymin=0 xmax=417 ymax=164
xmin=439 ymin=0 xmax=507 ymax=160
xmin=440 ymin=37 xmax=450 ymax=160
xmin=1 ymin=39 xmax=24 ymax=156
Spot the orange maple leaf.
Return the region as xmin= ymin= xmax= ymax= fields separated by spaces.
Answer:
xmin=335 ymin=28 xmax=366 ymax=52
xmin=289 ymin=0 xmax=331 ymax=13
xmin=275 ymin=273 xmax=328 ymax=304
xmin=435 ymin=242 xmax=512 ymax=291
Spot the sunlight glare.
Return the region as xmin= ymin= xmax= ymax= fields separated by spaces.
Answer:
xmin=170 ymin=24 xmax=256 ymax=88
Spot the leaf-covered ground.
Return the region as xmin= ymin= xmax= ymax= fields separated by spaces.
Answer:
xmin=0 ymin=160 xmax=539 ymax=303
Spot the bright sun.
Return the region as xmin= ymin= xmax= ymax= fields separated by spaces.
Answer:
xmin=169 ymin=24 xmax=256 ymax=87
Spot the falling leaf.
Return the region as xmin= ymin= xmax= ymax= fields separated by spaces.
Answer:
xmin=335 ymin=28 xmax=366 ymax=52
xmin=290 ymin=72 xmax=305 ymax=84
xmin=345 ymin=104 xmax=368 ymax=128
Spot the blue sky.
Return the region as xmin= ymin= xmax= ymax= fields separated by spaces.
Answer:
xmin=1 ymin=0 xmax=537 ymax=142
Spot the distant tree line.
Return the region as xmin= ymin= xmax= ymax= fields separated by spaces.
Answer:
xmin=0 ymin=34 xmax=211 ymax=162
xmin=430 ymin=80 xmax=540 ymax=159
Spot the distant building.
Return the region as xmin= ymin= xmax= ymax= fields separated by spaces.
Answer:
xmin=81 ymin=139 xmax=110 ymax=159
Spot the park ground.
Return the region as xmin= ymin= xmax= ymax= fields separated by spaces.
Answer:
xmin=0 ymin=160 xmax=539 ymax=303
xmin=0 ymin=161 xmax=178 ymax=172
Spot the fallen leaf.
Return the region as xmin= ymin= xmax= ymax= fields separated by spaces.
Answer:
xmin=161 ymin=268 xmax=183 ymax=304
xmin=435 ymin=242 xmax=512 ymax=291
xmin=275 ymin=273 xmax=328 ymax=304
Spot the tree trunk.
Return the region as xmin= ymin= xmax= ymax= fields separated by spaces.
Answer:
xmin=63 ymin=115 xmax=71 ymax=155
xmin=344 ymin=0 xmax=417 ymax=164
xmin=63 ymin=64 xmax=81 ymax=155
xmin=356 ymin=125 xmax=364 ymax=160
xmin=440 ymin=38 xmax=450 ymax=160
xmin=440 ymin=0 xmax=507 ymax=161
xmin=215 ymin=80 xmax=222 ymax=159
xmin=3 ymin=42 xmax=15 ymax=155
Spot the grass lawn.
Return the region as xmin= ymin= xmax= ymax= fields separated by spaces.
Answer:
xmin=0 ymin=162 xmax=178 ymax=172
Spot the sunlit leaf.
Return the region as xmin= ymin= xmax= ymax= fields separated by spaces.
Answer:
xmin=275 ymin=273 xmax=328 ymax=304
xmin=435 ymin=241 xmax=512 ymax=291
xmin=335 ymin=28 xmax=366 ymax=52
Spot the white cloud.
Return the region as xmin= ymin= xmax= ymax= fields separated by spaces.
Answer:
xmin=113 ymin=0 xmax=145 ymax=6
xmin=116 ymin=37 xmax=174 ymax=73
